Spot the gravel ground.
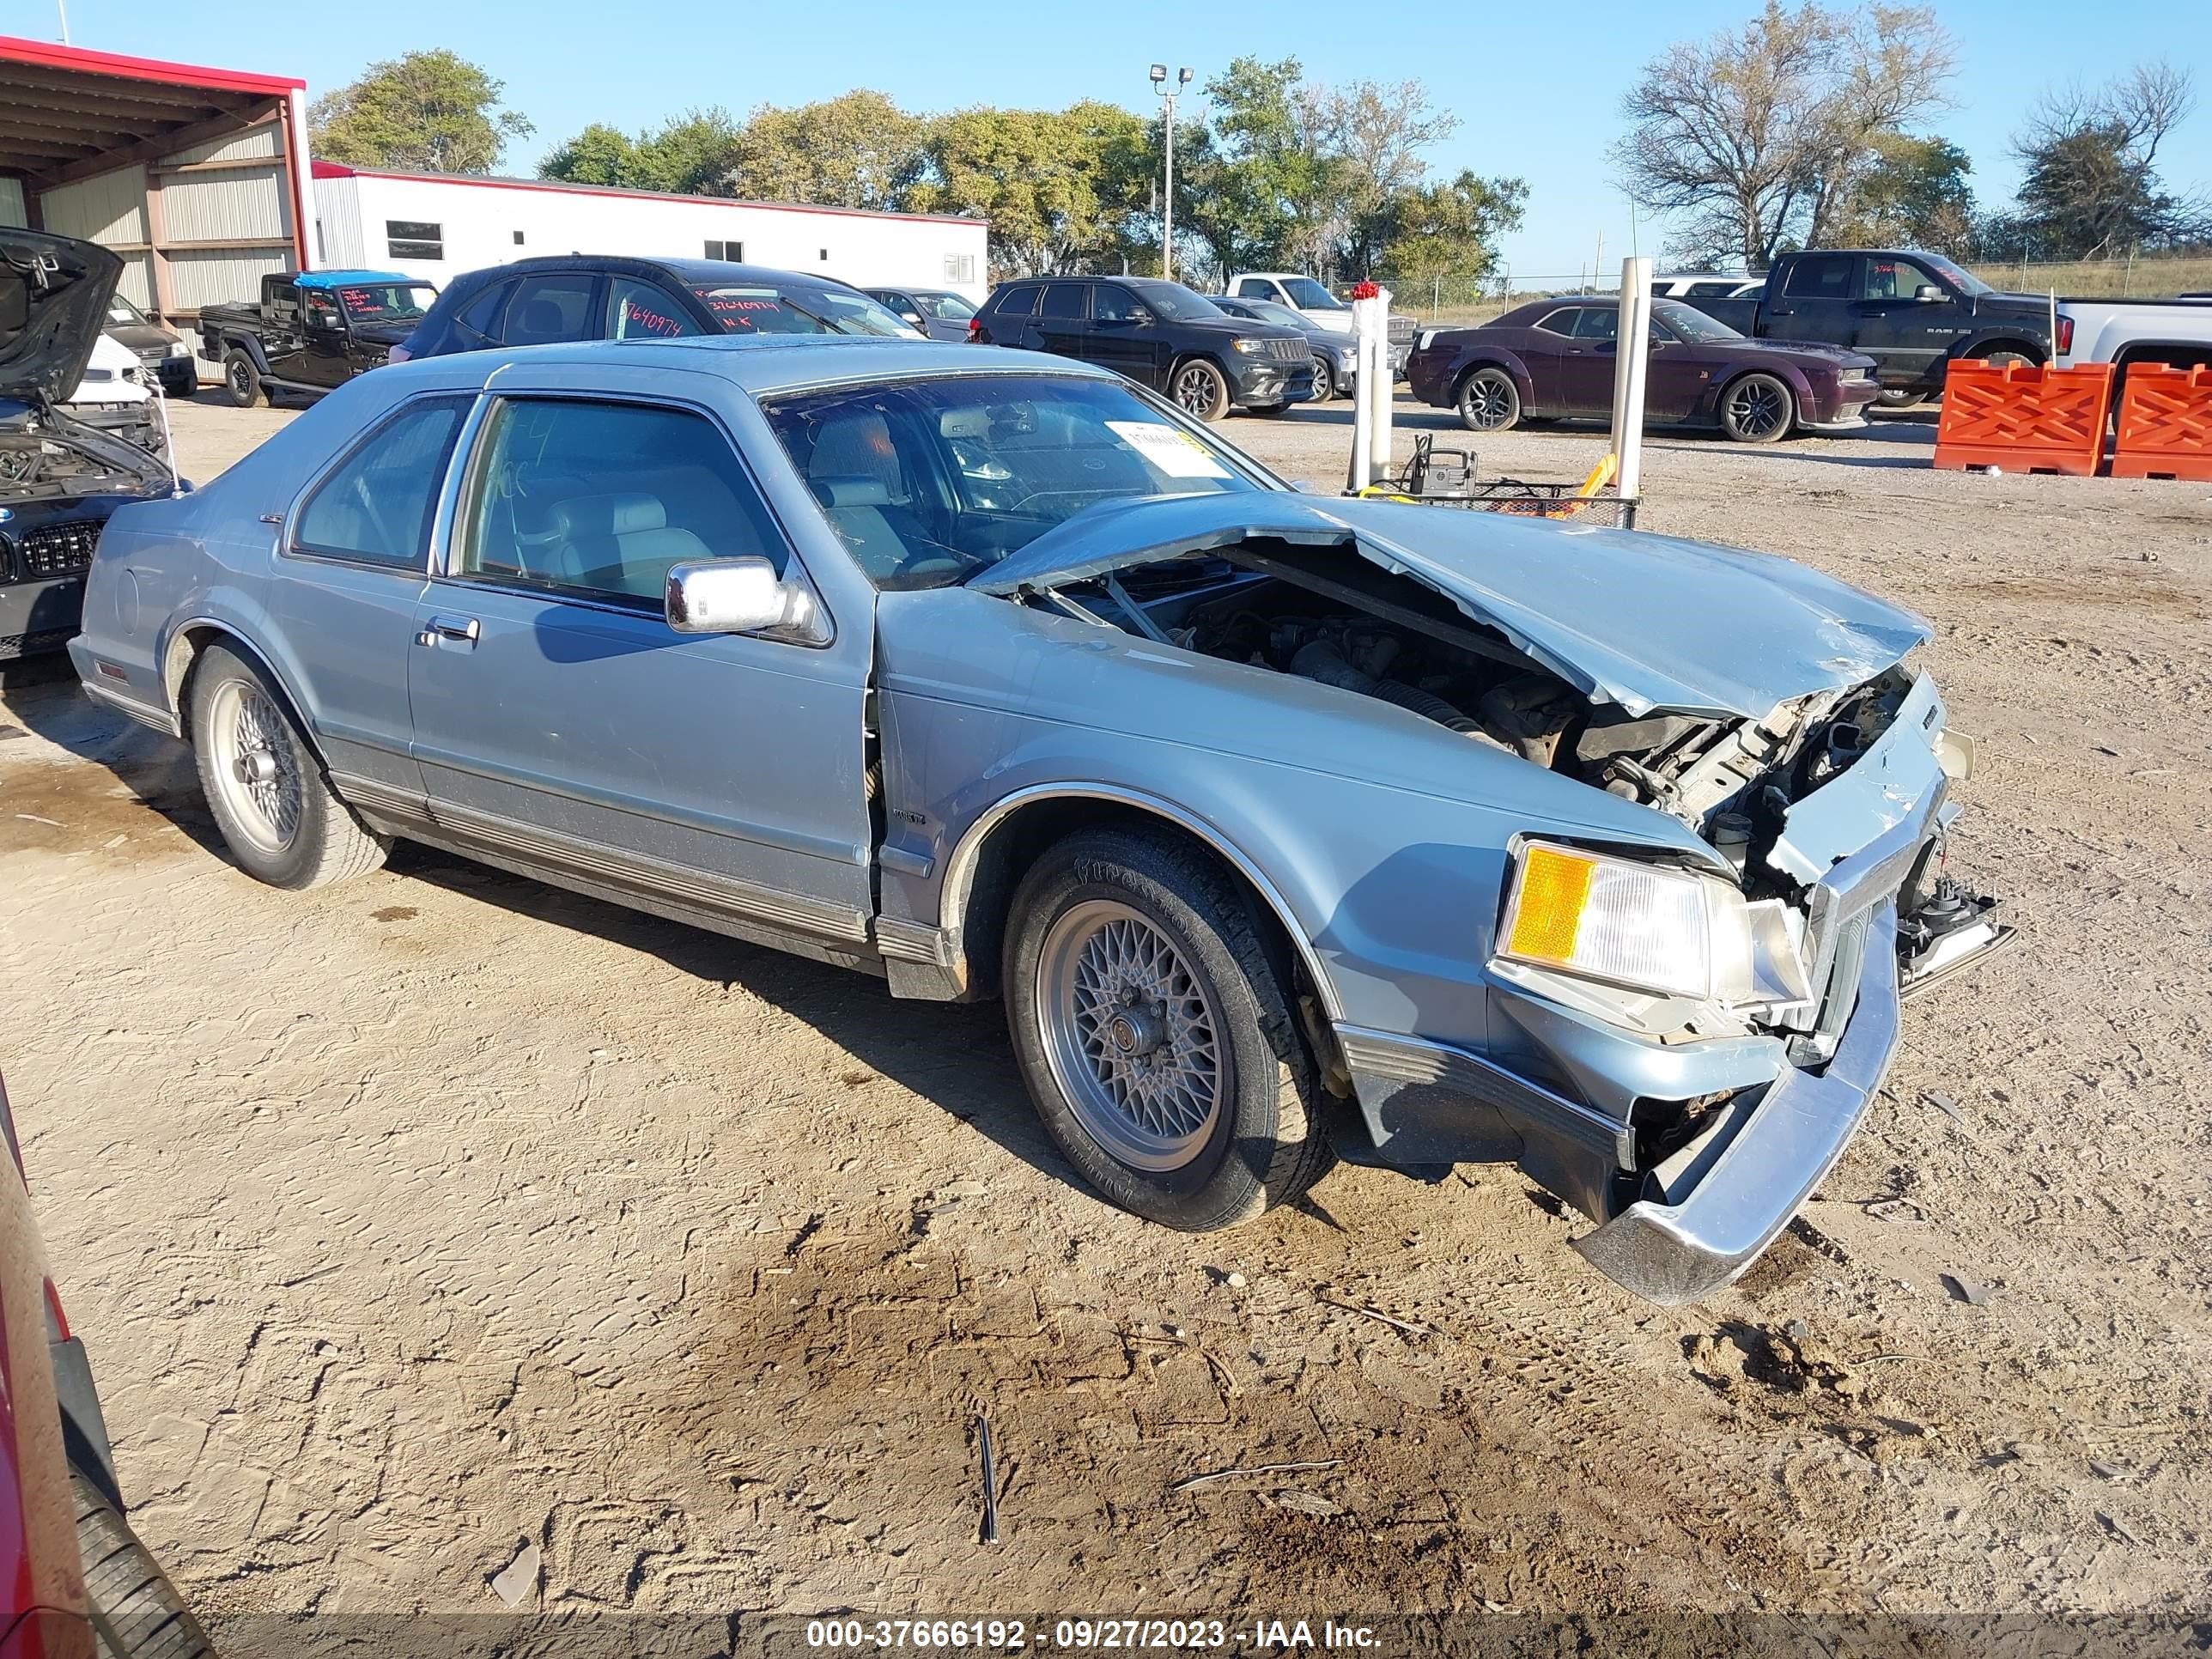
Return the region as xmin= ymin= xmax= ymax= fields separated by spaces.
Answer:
xmin=2 ymin=388 xmax=2208 ymax=1631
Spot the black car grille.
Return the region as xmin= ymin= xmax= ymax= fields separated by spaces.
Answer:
xmin=0 ymin=625 xmax=74 ymax=661
xmin=1263 ymin=336 xmax=1307 ymax=362
xmin=16 ymin=521 xmax=100 ymax=580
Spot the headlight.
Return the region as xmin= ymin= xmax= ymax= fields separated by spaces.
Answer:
xmin=166 ymin=340 xmax=191 ymax=358
xmin=1497 ymin=841 xmax=1753 ymax=1001
xmin=1415 ymin=328 xmax=1438 ymax=351
xmin=1231 ymin=337 xmax=1266 ymax=355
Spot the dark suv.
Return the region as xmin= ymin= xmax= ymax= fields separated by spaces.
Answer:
xmin=969 ymin=276 xmax=1314 ymax=420
xmin=394 ymin=255 xmax=920 ymax=361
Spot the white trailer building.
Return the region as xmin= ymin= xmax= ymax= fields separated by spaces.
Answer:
xmin=311 ymin=164 xmax=989 ymax=303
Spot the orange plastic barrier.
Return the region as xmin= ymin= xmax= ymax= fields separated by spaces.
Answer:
xmin=2109 ymin=363 xmax=2212 ymax=482
xmin=1932 ymin=361 xmax=2113 ymax=476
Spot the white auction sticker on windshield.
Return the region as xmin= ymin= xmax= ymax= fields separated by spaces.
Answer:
xmin=1107 ymin=421 xmax=1231 ymax=479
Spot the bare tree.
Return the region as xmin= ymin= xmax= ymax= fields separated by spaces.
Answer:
xmin=2003 ymin=62 xmax=2206 ymax=258
xmin=1615 ymin=2 xmax=1955 ymax=270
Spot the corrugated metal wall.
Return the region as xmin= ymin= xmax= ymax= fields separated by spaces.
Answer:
xmin=32 ymin=113 xmax=294 ymax=321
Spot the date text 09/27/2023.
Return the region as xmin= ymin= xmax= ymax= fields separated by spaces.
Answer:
xmin=804 ymin=1619 xmax=1383 ymax=1650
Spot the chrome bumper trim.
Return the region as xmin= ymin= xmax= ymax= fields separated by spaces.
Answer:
xmin=79 ymin=677 xmax=182 ymax=739
xmin=1571 ymin=903 xmax=1902 ymax=1305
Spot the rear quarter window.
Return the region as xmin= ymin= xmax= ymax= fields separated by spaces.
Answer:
xmin=990 ymin=285 xmax=1042 ymax=319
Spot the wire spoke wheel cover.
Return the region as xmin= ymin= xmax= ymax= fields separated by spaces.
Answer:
xmin=1036 ymin=898 xmax=1226 ymax=1172
xmin=207 ymin=678 xmax=302 ymax=855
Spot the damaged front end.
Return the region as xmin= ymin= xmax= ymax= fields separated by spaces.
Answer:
xmin=975 ymin=492 xmax=2011 ymax=1302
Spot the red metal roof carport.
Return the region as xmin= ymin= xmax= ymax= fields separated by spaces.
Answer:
xmin=0 ymin=35 xmax=310 ymax=317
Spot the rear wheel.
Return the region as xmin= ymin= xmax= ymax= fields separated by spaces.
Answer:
xmin=1455 ymin=367 xmax=1520 ymax=432
xmin=189 ymin=643 xmax=387 ymax=890
xmin=74 ymin=1467 xmax=216 ymax=1658
xmin=220 ymin=349 xmax=264 ymax=408
xmin=1170 ymin=358 xmax=1232 ymax=422
xmin=1005 ymin=829 xmax=1332 ymax=1232
xmin=1718 ymin=371 xmax=1794 ymax=443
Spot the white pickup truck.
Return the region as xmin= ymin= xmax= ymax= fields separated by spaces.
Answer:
xmin=1225 ymin=270 xmax=1416 ymax=376
xmin=2053 ymin=296 xmax=2212 ymax=379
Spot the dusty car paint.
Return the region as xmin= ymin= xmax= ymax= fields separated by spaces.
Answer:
xmin=65 ymin=337 xmax=2004 ymax=1304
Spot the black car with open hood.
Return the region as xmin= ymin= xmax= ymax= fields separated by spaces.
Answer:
xmin=2 ymin=229 xmax=174 ymax=663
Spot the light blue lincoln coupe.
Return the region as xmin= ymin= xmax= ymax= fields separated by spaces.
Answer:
xmin=67 ymin=336 xmax=2010 ymax=1303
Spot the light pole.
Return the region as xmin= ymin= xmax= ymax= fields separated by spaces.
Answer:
xmin=1149 ymin=64 xmax=1192 ymax=283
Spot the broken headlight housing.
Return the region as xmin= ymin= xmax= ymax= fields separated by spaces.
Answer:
xmin=1496 ymin=840 xmax=1753 ymax=1003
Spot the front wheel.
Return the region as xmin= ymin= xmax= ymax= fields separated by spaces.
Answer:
xmin=1005 ymin=830 xmax=1333 ymax=1232
xmin=1455 ymin=367 xmax=1521 ymax=432
xmin=189 ymin=644 xmax=387 ymax=890
xmin=1718 ymin=372 xmax=1795 ymax=443
xmin=1170 ymin=359 xmax=1232 ymax=423
xmin=74 ymin=1467 xmax=216 ymax=1658
xmin=221 ymin=349 xmax=264 ymax=409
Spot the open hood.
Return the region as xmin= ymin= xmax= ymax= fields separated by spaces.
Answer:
xmin=1 ymin=230 xmax=125 ymax=407
xmin=973 ymin=493 xmax=1929 ymax=720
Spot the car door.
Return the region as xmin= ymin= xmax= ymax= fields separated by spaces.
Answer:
xmin=497 ymin=270 xmax=602 ymax=347
xmin=1642 ymin=311 xmax=1708 ymax=419
xmin=1032 ymin=281 xmax=1091 ymax=362
xmin=298 ymin=287 xmax=352 ymax=386
xmin=1087 ymin=283 xmax=1162 ymax=387
xmin=979 ymin=283 xmax=1041 ymax=349
xmin=260 ymin=280 xmax=308 ymax=382
xmin=1765 ymin=253 xmax=1859 ymax=349
xmin=1850 ymin=255 xmax=1950 ymax=384
xmin=270 ymin=392 xmax=475 ymax=805
xmin=404 ymin=368 xmax=876 ymax=945
xmin=1513 ymin=306 xmax=1582 ymax=415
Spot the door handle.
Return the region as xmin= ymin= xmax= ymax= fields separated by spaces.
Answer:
xmin=416 ymin=614 xmax=480 ymax=647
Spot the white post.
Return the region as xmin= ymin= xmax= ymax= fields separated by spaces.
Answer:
xmin=1368 ymin=283 xmax=1394 ymax=486
xmin=1162 ymin=99 xmax=1175 ymax=283
xmin=1609 ymin=256 xmax=1653 ymax=502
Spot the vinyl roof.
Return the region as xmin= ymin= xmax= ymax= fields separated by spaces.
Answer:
xmin=0 ymin=34 xmax=302 ymax=188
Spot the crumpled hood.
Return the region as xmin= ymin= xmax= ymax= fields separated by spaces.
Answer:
xmin=0 ymin=229 xmax=123 ymax=406
xmin=974 ymin=492 xmax=1929 ymax=719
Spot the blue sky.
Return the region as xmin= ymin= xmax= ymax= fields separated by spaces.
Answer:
xmin=15 ymin=0 xmax=2210 ymax=279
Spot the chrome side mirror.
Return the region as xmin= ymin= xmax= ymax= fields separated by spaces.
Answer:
xmin=1913 ymin=284 xmax=1944 ymax=302
xmin=665 ymin=556 xmax=819 ymax=638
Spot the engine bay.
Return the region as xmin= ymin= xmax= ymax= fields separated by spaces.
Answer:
xmin=1042 ymin=553 xmax=1913 ymax=899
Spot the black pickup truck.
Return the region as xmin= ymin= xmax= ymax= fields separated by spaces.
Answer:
xmin=197 ymin=269 xmax=437 ymax=407
xmin=1678 ymin=249 xmax=2051 ymax=407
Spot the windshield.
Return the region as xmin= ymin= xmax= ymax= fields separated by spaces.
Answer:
xmin=1279 ymin=276 xmax=1347 ymax=311
xmin=336 ymin=283 xmax=434 ymax=324
xmin=763 ymin=373 xmax=1264 ymax=591
xmin=1236 ymin=297 xmax=1308 ymax=329
xmin=1920 ymin=255 xmax=1991 ymax=296
xmin=912 ymin=290 xmax=976 ymax=321
xmin=691 ymin=283 xmax=917 ymax=337
xmin=1123 ymin=283 xmax=1226 ymax=322
xmin=106 ymin=294 xmax=150 ymax=327
xmin=1652 ymin=300 xmax=1745 ymax=343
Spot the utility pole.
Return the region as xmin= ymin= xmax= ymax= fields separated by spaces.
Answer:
xmin=1150 ymin=64 xmax=1193 ymax=283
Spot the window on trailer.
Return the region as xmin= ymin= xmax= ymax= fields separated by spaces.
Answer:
xmin=387 ymin=220 xmax=443 ymax=260
xmin=705 ymin=240 xmax=744 ymax=262
xmin=945 ymin=253 xmax=976 ymax=285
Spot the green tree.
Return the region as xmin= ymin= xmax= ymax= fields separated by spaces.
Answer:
xmin=310 ymin=50 xmax=532 ymax=174
xmin=1999 ymin=64 xmax=2207 ymax=258
xmin=1830 ymin=133 xmax=1975 ymax=252
xmin=538 ymin=123 xmax=641 ymax=187
xmin=914 ymin=103 xmax=1148 ymax=275
xmin=1376 ymin=171 xmax=1528 ymax=283
xmin=1179 ymin=57 xmax=1324 ymax=277
xmin=540 ymin=111 xmax=742 ymax=194
xmin=722 ymin=91 xmax=929 ymax=210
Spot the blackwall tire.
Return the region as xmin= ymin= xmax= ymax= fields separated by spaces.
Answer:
xmin=1005 ymin=828 xmax=1333 ymax=1232
xmin=188 ymin=643 xmax=386 ymax=890
xmin=221 ymin=350 xmax=264 ymax=409
xmin=73 ymin=1466 xmax=216 ymax=1659
xmin=1455 ymin=367 xmax=1520 ymax=432
xmin=1718 ymin=372 xmax=1795 ymax=443
xmin=1170 ymin=359 xmax=1233 ymax=422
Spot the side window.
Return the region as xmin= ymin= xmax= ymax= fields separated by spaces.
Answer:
xmin=992 ymin=285 xmax=1041 ymax=319
xmin=294 ymin=397 xmax=471 ymax=568
xmin=1092 ymin=285 xmax=1146 ymax=322
xmin=454 ymin=279 xmax=515 ymax=348
xmin=1572 ymin=308 xmax=1620 ymax=340
xmin=1235 ymin=278 xmax=1271 ymax=298
xmin=386 ymin=220 xmax=443 ymax=261
xmin=267 ymin=283 xmax=301 ymax=325
xmin=1686 ymin=281 xmax=1736 ymax=297
xmin=1533 ymin=307 xmax=1581 ymax=337
xmin=502 ymin=274 xmax=598 ymax=346
xmin=606 ymin=278 xmax=702 ymax=340
xmin=1783 ymin=255 xmax=1856 ymax=300
xmin=301 ymin=289 xmax=340 ymax=329
xmin=1038 ymin=283 xmax=1088 ymax=320
xmin=455 ymin=398 xmax=790 ymax=608
xmin=1863 ymin=258 xmax=1938 ymax=301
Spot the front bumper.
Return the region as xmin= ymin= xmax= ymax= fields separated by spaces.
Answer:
xmin=1571 ymin=903 xmax=1900 ymax=1304
xmin=0 ymin=574 xmax=84 ymax=660
xmin=1227 ymin=357 xmax=1318 ymax=407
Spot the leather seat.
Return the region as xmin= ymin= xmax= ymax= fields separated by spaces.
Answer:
xmin=544 ymin=493 xmax=710 ymax=596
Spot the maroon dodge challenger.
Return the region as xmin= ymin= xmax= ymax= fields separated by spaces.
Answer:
xmin=1406 ymin=296 xmax=1881 ymax=444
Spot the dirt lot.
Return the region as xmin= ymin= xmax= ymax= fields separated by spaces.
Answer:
xmin=2 ymin=390 xmax=2208 ymax=1635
